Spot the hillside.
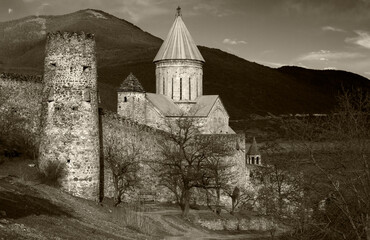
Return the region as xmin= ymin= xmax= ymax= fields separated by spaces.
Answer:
xmin=0 ymin=156 xmax=271 ymax=239
xmin=1 ymin=9 xmax=369 ymax=119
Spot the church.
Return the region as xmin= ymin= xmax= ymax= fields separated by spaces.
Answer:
xmin=117 ymin=7 xmax=234 ymax=135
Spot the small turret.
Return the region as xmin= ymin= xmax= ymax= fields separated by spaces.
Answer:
xmin=117 ymin=73 xmax=146 ymax=124
xmin=246 ymin=137 xmax=261 ymax=165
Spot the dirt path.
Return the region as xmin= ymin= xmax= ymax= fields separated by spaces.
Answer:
xmin=144 ymin=209 xmax=269 ymax=240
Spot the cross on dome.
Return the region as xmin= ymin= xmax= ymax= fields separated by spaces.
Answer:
xmin=176 ymin=6 xmax=181 ymax=17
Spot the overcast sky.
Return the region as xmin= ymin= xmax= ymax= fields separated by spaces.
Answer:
xmin=1 ymin=0 xmax=370 ymax=78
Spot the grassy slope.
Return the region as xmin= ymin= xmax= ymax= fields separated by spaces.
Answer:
xmin=0 ymin=156 xmax=271 ymax=239
xmin=0 ymin=158 xmax=156 ymax=239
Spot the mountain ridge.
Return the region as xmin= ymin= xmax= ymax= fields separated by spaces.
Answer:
xmin=1 ymin=9 xmax=369 ymax=119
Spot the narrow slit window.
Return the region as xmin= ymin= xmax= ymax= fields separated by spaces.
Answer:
xmin=180 ymin=78 xmax=182 ymax=100
xmin=189 ymin=78 xmax=191 ymax=100
xmin=196 ymin=79 xmax=198 ymax=98
xmin=48 ymin=88 xmax=54 ymax=102
xmin=163 ymin=77 xmax=165 ymax=94
xmin=124 ymin=97 xmax=127 ymax=102
xmin=171 ymin=78 xmax=174 ymax=99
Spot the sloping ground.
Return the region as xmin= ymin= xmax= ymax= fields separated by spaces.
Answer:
xmin=0 ymin=179 xmax=153 ymax=239
xmin=0 ymin=157 xmax=156 ymax=239
xmin=0 ymin=157 xmax=271 ymax=239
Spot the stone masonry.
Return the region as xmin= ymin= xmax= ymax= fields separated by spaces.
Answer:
xmin=38 ymin=32 xmax=100 ymax=201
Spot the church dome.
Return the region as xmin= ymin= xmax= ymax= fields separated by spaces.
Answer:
xmin=153 ymin=7 xmax=205 ymax=63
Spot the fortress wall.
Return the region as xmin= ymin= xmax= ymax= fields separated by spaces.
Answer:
xmin=38 ymin=32 xmax=100 ymax=200
xmin=0 ymin=73 xmax=43 ymax=157
xmin=102 ymin=112 xmax=164 ymax=201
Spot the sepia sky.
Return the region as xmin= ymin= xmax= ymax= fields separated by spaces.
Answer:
xmin=1 ymin=0 xmax=370 ymax=78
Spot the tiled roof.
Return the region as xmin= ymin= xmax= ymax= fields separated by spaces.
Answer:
xmin=117 ymin=73 xmax=145 ymax=93
xmin=189 ymin=95 xmax=219 ymax=117
xmin=153 ymin=7 xmax=205 ymax=62
xmin=146 ymin=93 xmax=181 ymax=116
xmin=247 ymin=137 xmax=260 ymax=155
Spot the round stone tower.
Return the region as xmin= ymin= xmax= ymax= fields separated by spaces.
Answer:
xmin=153 ymin=7 xmax=205 ymax=103
xmin=38 ymin=32 xmax=100 ymax=201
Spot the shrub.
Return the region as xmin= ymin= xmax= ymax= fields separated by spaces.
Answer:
xmin=38 ymin=161 xmax=66 ymax=187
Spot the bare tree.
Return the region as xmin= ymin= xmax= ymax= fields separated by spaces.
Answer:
xmin=201 ymin=139 xmax=236 ymax=215
xmin=104 ymin=127 xmax=143 ymax=207
xmin=284 ymin=89 xmax=370 ymax=239
xmin=155 ymin=116 xmax=234 ymax=218
xmin=224 ymin=185 xmax=256 ymax=215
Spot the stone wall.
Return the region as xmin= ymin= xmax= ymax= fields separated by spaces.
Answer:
xmin=155 ymin=60 xmax=203 ymax=101
xmin=102 ymin=112 xmax=246 ymax=204
xmin=0 ymin=73 xmax=43 ymax=158
xmin=197 ymin=216 xmax=281 ymax=231
xmin=117 ymin=92 xmax=147 ymax=124
xmin=38 ymin=32 xmax=100 ymax=201
xmin=101 ymin=112 xmax=165 ymax=201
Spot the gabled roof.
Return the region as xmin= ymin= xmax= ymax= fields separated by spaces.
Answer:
xmin=153 ymin=7 xmax=205 ymax=63
xmin=189 ymin=95 xmax=219 ymax=117
xmin=117 ymin=73 xmax=145 ymax=93
xmin=227 ymin=126 xmax=236 ymax=134
xmin=146 ymin=93 xmax=181 ymax=116
xmin=247 ymin=137 xmax=260 ymax=155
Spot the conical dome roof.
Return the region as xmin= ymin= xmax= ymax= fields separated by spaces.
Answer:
xmin=153 ymin=7 xmax=205 ymax=63
xmin=118 ymin=73 xmax=145 ymax=92
xmin=247 ymin=137 xmax=260 ymax=155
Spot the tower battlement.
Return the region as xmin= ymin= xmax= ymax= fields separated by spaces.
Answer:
xmin=47 ymin=31 xmax=95 ymax=43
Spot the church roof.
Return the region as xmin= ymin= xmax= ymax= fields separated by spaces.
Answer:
xmin=247 ymin=137 xmax=260 ymax=155
xmin=189 ymin=95 xmax=219 ymax=117
xmin=153 ymin=7 xmax=205 ymax=63
xmin=146 ymin=93 xmax=181 ymax=116
xmin=118 ymin=73 xmax=145 ymax=92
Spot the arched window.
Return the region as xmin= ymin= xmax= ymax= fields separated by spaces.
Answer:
xmin=251 ymin=156 xmax=255 ymax=164
xmin=256 ymin=156 xmax=259 ymax=165
xmin=124 ymin=97 xmax=127 ymax=102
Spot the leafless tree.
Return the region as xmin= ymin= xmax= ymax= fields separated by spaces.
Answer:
xmin=284 ymin=89 xmax=370 ymax=239
xmin=155 ymin=116 xmax=234 ymax=218
xmin=104 ymin=127 xmax=143 ymax=207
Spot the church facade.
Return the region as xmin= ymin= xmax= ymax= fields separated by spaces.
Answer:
xmin=117 ymin=8 xmax=234 ymax=135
